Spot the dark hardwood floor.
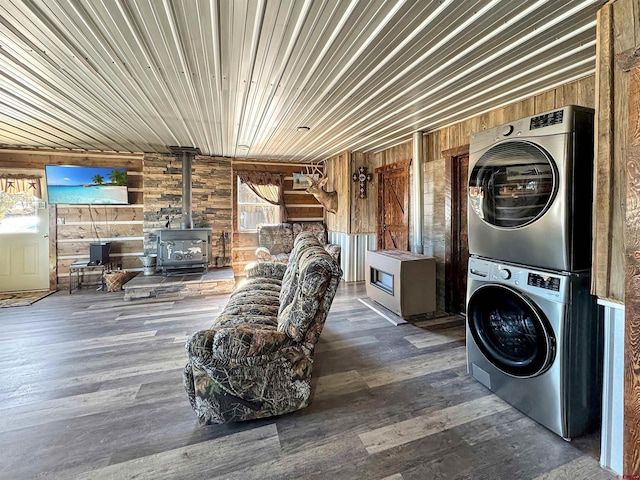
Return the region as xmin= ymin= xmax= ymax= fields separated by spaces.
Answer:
xmin=0 ymin=282 xmax=613 ymax=479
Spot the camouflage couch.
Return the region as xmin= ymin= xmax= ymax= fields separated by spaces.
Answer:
xmin=255 ymin=222 xmax=341 ymax=263
xmin=183 ymin=232 xmax=343 ymax=424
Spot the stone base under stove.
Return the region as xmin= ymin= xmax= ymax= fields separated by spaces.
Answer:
xmin=123 ymin=267 xmax=235 ymax=301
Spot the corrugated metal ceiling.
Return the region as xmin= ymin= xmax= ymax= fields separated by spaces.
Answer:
xmin=0 ymin=0 xmax=604 ymax=162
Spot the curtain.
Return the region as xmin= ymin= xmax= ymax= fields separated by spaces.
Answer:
xmin=0 ymin=175 xmax=42 ymax=198
xmin=237 ymin=171 xmax=287 ymax=222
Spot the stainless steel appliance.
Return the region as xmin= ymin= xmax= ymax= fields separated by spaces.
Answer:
xmin=466 ymin=256 xmax=602 ymax=439
xmin=467 ymin=105 xmax=594 ymax=272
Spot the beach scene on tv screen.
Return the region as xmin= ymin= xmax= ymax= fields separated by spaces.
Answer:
xmin=46 ymin=166 xmax=128 ymax=204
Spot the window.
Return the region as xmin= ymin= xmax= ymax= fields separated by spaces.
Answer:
xmin=237 ymin=178 xmax=280 ymax=231
xmin=0 ymin=176 xmax=42 ymax=234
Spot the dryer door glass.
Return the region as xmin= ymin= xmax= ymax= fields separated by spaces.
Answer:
xmin=469 ymin=141 xmax=557 ymax=228
xmin=467 ymin=284 xmax=555 ymax=377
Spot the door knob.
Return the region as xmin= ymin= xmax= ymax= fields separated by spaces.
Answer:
xmin=43 ymin=234 xmax=49 ymax=238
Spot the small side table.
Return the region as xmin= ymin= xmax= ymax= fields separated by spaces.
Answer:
xmin=69 ymin=262 xmax=106 ymax=293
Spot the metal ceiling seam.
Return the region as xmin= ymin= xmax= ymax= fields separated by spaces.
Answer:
xmin=360 ymin=63 xmax=595 ymax=154
xmin=231 ymin=0 xmax=267 ymax=158
xmin=0 ymin=5 xmax=142 ymax=150
xmin=0 ymin=105 xmax=86 ymax=148
xmin=297 ymin=1 xmax=563 ymax=156
xmin=21 ymin=1 xmax=160 ymax=151
xmin=244 ymin=0 xmax=350 ymax=156
xmin=243 ymin=0 xmax=314 ymax=155
xmin=241 ymin=0 xmax=313 ymax=157
xmin=123 ymin=0 xmax=194 ymax=146
xmin=348 ymin=51 xmax=596 ymax=153
xmin=143 ymin=0 xmax=199 ymax=147
xmin=237 ymin=0 xmax=333 ymax=155
xmin=272 ymin=0 xmax=462 ymax=152
xmin=251 ymin=0 xmax=411 ymax=157
xmin=296 ymin=0 xmax=541 ymax=159
xmin=160 ymin=0 xmax=201 ymax=148
xmin=307 ymin=25 xmax=596 ymax=161
xmin=0 ymin=117 xmax=71 ymax=148
xmin=36 ymin=0 xmax=163 ymax=150
xmin=90 ymin=0 xmax=183 ymax=145
xmin=208 ymin=0 xmax=225 ymax=155
xmin=256 ymin=0 xmax=420 ymax=157
xmin=0 ymin=92 xmax=94 ymax=147
xmin=285 ymin=0 xmax=599 ymax=159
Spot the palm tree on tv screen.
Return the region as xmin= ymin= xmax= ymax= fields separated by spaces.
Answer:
xmin=108 ymin=169 xmax=127 ymax=186
xmin=92 ymin=174 xmax=104 ymax=185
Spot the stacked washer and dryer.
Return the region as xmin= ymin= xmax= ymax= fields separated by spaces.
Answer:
xmin=465 ymin=105 xmax=603 ymax=440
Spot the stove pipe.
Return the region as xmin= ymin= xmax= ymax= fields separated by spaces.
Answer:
xmin=181 ymin=151 xmax=193 ymax=229
xmin=169 ymin=146 xmax=200 ymax=230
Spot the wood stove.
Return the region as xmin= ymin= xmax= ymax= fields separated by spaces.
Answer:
xmin=157 ymin=228 xmax=211 ymax=275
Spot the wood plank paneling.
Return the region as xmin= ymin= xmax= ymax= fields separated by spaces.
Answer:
xmin=0 ymin=149 xmax=144 ymax=290
xmin=325 ymin=152 xmax=350 ymax=234
xmin=624 ymin=63 xmax=640 ymax=478
xmin=231 ymin=161 xmax=323 ymax=275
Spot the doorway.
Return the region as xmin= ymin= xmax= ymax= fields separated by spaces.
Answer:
xmin=0 ymin=173 xmax=50 ymax=292
xmin=444 ymin=146 xmax=470 ymax=314
xmin=376 ymin=159 xmax=410 ymax=250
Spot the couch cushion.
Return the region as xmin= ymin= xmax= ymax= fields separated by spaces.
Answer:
xmin=257 ymin=223 xmax=293 ymax=255
xmin=279 ymin=233 xmax=322 ymax=310
xmin=293 ymin=222 xmax=328 ymax=245
xmin=277 ymin=245 xmax=335 ymax=342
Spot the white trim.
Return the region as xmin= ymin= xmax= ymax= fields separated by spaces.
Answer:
xmin=597 ymin=298 xmax=624 ymax=310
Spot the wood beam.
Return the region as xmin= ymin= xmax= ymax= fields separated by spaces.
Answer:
xmin=625 ymin=63 xmax=640 ymax=477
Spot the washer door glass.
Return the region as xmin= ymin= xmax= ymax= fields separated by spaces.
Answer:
xmin=469 ymin=141 xmax=557 ymax=228
xmin=467 ymin=284 xmax=555 ymax=377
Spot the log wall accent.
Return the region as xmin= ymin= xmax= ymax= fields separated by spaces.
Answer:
xmin=142 ymin=154 xmax=232 ymax=265
xmin=231 ymin=160 xmax=323 ymax=276
xmin=0 ymin=149 xmax=144 ymax=290
xmin=592 ymin=0 xmax=638 ymax=302
xmin=625 ymin=60 xmax=640 ymax=479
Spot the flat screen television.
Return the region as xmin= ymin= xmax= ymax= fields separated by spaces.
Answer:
xmin=45 ymin=165 xmax=129 ymax=205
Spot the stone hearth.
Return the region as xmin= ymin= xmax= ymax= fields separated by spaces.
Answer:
xmin=123 ymin=268 xmax=235 ymax=301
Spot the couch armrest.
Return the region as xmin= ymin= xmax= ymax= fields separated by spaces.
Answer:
xmin=255 ymin=246 xmax=273 ymax=262
xmin=323 ymin=243 xmax=341 ymax=261
xmin=245 ymin=261 xmax=287 ymax=280
xmin=186 ymin=324 xmax=291 ymax=368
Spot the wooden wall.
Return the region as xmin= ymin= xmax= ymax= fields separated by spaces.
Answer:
xmin=0 ymin=149 xmax=144 ymax=289
xmin=231 ymin=160 xmax=323 ymax=276
xmin=325 ymin=152 xmax=351 ymax=234
xmin=592 ymin=0 xmax=637 ymax=303
xmin=332 ymin=75 xmax=596 ymax=312
xmin=595 ymin=0 xmax=640 ymax=475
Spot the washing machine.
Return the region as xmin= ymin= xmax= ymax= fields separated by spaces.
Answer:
xmin=466 ymin=256 xmax=602 ymax=439
xmin=468 ymin=105 xmax=594 ymax=272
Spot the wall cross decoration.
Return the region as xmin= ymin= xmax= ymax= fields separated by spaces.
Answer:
xmin=352 ymin=166 xmax=373 ymax=198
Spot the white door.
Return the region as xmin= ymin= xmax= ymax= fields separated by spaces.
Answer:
xmin=0 ymin=175 xmax=50 ymax=292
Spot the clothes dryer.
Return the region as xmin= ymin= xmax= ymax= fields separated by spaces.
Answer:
xmin=468 ymin=106 xmax=594 ymax=272
xmin=466 ymin=256 xmax=602 ymax=439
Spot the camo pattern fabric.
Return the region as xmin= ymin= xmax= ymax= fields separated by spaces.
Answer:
xmin=255 ymin=222 xmax=341 ymax=263
xmin=184 ymin=233 xmax=342 ymax=424
xmin=257 ymin=223 xmax=294 ymax=256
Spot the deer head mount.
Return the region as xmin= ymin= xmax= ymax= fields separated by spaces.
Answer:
xmin=306 ymin=175 xmax=338 ymax=214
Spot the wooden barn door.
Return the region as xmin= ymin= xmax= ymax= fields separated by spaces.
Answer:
xmin=376 ymin=160 xmax=410 ymax=250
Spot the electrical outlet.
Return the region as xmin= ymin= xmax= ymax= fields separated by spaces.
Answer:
xmin=57 ymin=217 xmax=65 ymax=225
